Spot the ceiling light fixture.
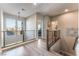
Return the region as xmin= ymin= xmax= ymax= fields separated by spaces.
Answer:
xmin=18 ymin=11 xmax=20 ymax=15
xmin=22 ymin=8 xmax=25 ymax=11
xmin=17 ymin=11 xmax=21 ymax=18
xmin=65 ymin=9 xmax=69 ymax=12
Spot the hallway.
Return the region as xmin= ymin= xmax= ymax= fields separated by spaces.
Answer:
xmin=0 ymin=3 xmax=78 ymax=56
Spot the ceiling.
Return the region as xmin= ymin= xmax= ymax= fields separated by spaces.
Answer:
xmin=0 ymin=3 xmax=78 ymax=18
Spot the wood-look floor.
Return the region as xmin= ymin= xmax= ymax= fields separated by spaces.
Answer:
xmin=0 ymin=39 xmax=61 ymax=56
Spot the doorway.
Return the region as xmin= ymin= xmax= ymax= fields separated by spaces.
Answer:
xmin=38 ymin=24 xmax=42 ymax=39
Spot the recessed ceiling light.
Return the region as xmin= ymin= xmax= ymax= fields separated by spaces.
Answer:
xmin=65 ymin=9 xmax=69 ymax=12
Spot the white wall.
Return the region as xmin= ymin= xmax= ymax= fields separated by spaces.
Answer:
xmin=25 ymin=14 xmax=36 ymax=40
xmin=78 ymin=4 xmax=79 ymax=36
xmin=51 ymin=11 xmax=78 ymax=52
xmin=43 ymin=16 xmax=50 ymax=39
xmin=26 ymin=14 xmax=36 ymax=30
xmin=0 ymin=8 xmax=4 ymax=48
xmin=0 ymin=8 xmax=1 ymax=47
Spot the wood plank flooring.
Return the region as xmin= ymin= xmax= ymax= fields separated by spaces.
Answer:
xmin=0 ymin=39 xmax=61 ymax=56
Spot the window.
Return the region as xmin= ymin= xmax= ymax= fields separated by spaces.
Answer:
xmin=17 ymin=20 xmax=23 ymax=35
xmin=6 ymin=18 xmax=16 ymax=36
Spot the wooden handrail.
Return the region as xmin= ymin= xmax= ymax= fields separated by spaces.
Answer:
xmin=47 ymin=30 xmax=60 ymax=51
xmin=73 ymin=36 xmax=79 ymax=50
